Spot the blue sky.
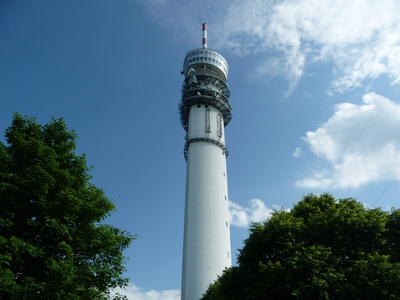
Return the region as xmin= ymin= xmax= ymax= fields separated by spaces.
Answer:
xmin=2 ymin=0 xmax=400 ymax=299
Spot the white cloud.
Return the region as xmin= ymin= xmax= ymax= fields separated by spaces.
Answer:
xmin=218 ymin=0 xmax=400 ymax=94
xmin=229 ymin=199 xmax=275 ymax=228
xmin=292 ymin=147 xmax=303 ymax=158
xmin=136 ymin=0 xmax=400 ymax=95
xmin=110 ymin=284 xmax=180 ymax=300
xmin=133 ymin=0 xmax=233 ymax=46
xmin=296 ymin=92 xmax=400 ymax=189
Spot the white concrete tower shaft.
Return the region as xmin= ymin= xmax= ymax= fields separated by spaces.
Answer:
xmin=179 ymin=24 xmax=233 ymax=300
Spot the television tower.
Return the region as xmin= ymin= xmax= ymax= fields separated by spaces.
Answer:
xmin=180 ymin=23 xmax=232 ymax=300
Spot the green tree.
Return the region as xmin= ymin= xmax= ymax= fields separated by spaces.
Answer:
xmin=202 ymin=194 xmax=400 ymax=300
xmin=0 ymin=113 xmax=134 ymax=299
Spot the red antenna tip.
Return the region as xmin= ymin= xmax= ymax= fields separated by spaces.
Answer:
xmin=202 ymin=23 xmax=207 ymax=49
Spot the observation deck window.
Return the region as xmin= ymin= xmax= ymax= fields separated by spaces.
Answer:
xmin=183 ymin=49 xmax=229 ymax=80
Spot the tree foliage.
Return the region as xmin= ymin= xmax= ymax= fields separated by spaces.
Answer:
xmin=202 ymin=194 xmax=400 ymax=300
xmin=0 ymin=113 xmax=134 ymax=299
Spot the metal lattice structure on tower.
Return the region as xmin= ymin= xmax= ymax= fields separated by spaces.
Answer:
xmin=180 ymin=24 xmax=233 ymax=300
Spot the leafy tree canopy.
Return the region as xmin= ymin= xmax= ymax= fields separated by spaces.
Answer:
xmin=202 ymin=193 xmax=400 ymax=300
xmin=0 ymin=113 xmax=134 ymax=299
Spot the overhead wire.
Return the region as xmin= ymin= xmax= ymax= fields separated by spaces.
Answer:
xmin=327 ymin=85 xmax=387 ymax=193
xmin=372 ymin=169 xmax=400 ymax=207
xmin=326 ymin=61 xmax=400 ymax=205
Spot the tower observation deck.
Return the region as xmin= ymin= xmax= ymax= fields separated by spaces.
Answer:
xmin=180 ymin=24 xmax=233 ymax=300
xmin=179 ymin=44 xmax=232 ymax=137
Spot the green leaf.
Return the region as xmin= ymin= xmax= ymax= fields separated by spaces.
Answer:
xmin=0 ymin=114 xmax=135 ymax=299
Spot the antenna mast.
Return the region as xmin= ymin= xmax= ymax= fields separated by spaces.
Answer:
xmin=202 ymin=23 xmax=207 ymax=49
